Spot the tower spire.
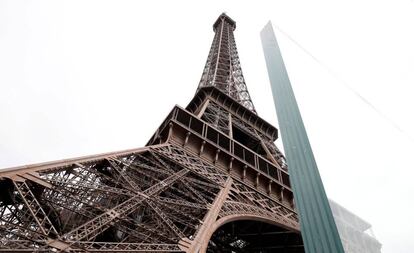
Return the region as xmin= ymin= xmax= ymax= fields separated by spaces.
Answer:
xmin=198 ymin=13 xmax=256 ymax=113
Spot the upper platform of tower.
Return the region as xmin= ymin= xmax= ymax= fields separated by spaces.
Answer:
xmin=197 ymin=13 xmax=256 ymax=113
xmin=213 ymin=13 xmax=236 ymax=31
xmin=146 ymin=14 xmax=290 ymax=188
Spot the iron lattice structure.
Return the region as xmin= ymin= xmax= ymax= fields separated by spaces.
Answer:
xmin=198 ymin=14 xmax=256 ymax=113
xmin=0 ymin=14 xmax=304 ymax=252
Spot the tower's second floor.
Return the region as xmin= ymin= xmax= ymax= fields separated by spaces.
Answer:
xmin=148 ymin=13 xmax=295 ymax=211
xmin=147 ymin=86 xmax=294 ymax=211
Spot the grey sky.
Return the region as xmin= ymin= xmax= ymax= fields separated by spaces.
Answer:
xmin=1 ymin=1 xmax=413 ymax=252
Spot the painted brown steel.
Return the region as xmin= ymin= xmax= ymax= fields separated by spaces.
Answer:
xmin=198 ymin=13 xmax=256 ymax=113
xmin=1 ymin=14 xmax=303 ymax=252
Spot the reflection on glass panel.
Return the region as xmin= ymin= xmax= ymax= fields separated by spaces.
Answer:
xmin=329 ymin=200 xmax=382 ymax=253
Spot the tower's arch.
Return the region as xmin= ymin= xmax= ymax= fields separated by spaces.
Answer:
xmin=202 ymin=214 xmax=304 ymax=253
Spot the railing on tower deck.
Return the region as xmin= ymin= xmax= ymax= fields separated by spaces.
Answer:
xmin=147 ymin=106 xmax=292 ymax=191
xmin=186 ymin=87 xmax=278 ymax=141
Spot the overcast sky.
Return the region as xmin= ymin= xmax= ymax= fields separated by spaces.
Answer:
xmin=1 ymin=1 xmax=413 ymax=252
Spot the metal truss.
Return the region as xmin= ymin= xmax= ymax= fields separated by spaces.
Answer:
xmin=1 ymin=13 xmax=302 ymax=252
xmin=0 ymin=143 xmax=299 ymax=252
xmin=0 ymin=146 xmax=207 ymax=251
xmin=199 ymin=100 xmax=288 ymax=171
xmin=198 ymin=13 xmax=256 ymax=113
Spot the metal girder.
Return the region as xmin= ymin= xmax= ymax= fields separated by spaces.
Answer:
xmin=197 ymin=13 xmax=256 ymax=113
xmin=156 ymin=196 xmax=207 ymax=210
xmin=61 ymin=168 xmax=189 ymax=243
xmin=74 ymin=242 xmax=183 ymax=252
xmin=146 ymin=200 xmax=186 ymax=239
xmin=12 ymin=181 xmax=59 ymax=237
xmin=0 ymin=14 xmax=303 ymax=253
xmin=152 ymin=145 xmax=227 ymax=185
xmin=106 ymin=158 xmax=141 ymax=191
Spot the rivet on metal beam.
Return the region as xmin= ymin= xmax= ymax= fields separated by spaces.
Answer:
xmin=267 ymin=180 xmax=272 ymax=195
xmin=242 ymin=165 xmax=247 ymax=181
xmin=228 ymin=157 xmax=234 ymax=173
xmin=167 ymin=123 xmax=174 ymax=141
xmin=183 ymin=132 xmax=191 ymax=147
xmin=254 ymin=173 xmax=260 ymax=188
xmin=280 ymin=187 xmax=285 ymax=202
xmin=214 ymin=149 xmax=221 ymax=164
xmin=199 ymin=140 xmax=206 ymax=156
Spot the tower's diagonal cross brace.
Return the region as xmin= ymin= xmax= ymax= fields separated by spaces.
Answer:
xmin=156 ymin=196 xmax=207 ymax=210
xmin=13 ymin=181 xmax=59 ymax=237
xmin=146 ymin=200 xmax=186 ymax=239
xmin=152 ymin=145 xmax=227 ymax=185
xmin=58 ymin=168 xmax=188 ymax=247
xmin=106 ymin=158 xmax=142 ymax=191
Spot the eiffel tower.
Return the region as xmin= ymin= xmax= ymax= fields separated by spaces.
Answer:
xmin=0 ymin=13 xmax=304 ymax=252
